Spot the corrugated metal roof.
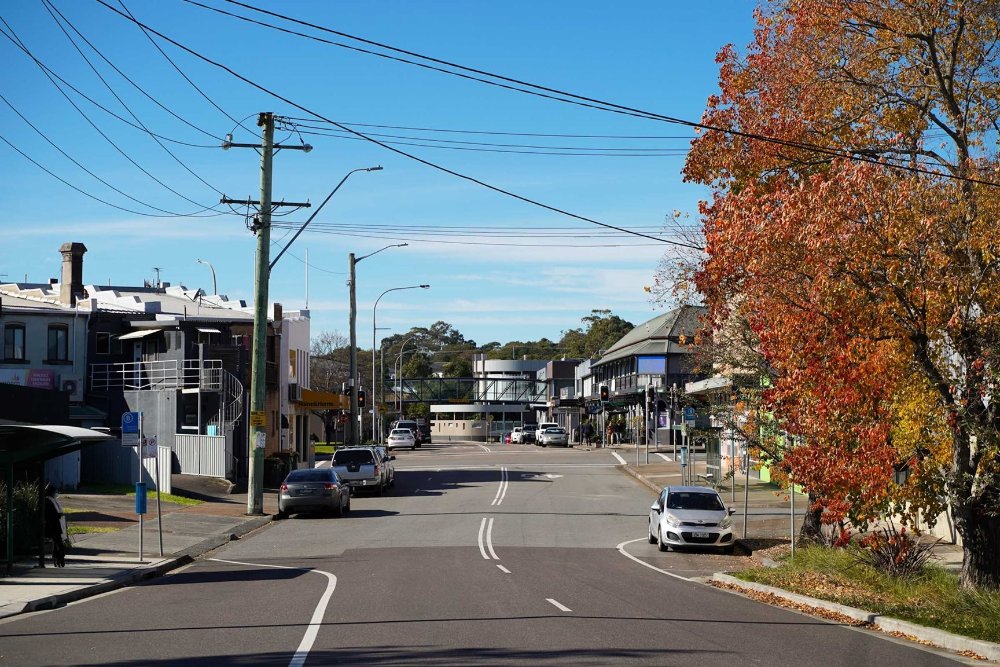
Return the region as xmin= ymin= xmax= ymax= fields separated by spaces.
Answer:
xmin=594 ymin=305 xmax=706 ymax=366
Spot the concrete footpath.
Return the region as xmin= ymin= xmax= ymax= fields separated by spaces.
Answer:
xmin=0 ymin=476 xmax=277 ymax=619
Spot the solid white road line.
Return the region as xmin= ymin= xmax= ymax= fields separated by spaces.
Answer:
xmin=486 ymin=517 xmax=499 ymax=560
xmin=496 ymin=564 xmax=511 ymax=574
xmin=655 ymin=453 xmax=673 ymax=462
xmin=546 ymin=598 xmax=572 ymax=612
xmin=477 ymin=518 xmax=490 ymax=560
xmin=491 ymin=466 xmax=508 ymax=506
xmin=611 ymin=451 xmax=627 ymax=465
xmin=615 ymin=538 xmax=692 ymax=582
xmin=210 ymin=558 xmax=337 ymax=667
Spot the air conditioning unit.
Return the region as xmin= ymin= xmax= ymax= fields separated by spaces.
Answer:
xmin=61 ymin=378 xmax=82 ymax=400
xmin=62 ymin=379 xmax=78 ymax=394
xmin=288 ymin=383 xmax=302 ymax=402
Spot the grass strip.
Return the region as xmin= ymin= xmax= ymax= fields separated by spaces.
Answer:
xmin=732 ymin=545 xmax=1000 ymax=643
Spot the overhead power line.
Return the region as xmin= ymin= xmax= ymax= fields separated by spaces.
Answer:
xmin=40 ymin=0 xmax=227 ymax=197
xmin=94 ymin=0 xmax=700 ymax=249
xmin=208 ymin=0 xmax=1000 ymax=190
xmin=0 ymin=18 xmax=226 ymax=213
xmin=115 ymin=0 xmax=257 ymax=139
xmin=0 ymin=92 xmax=216 ymax=217
xmin=282 ymin=116 xmax=696 ymax=140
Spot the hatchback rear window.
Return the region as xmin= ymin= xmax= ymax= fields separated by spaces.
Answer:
xmin=333 ymin=449 xmax=375 ymax=465
xmin=286 ymin=469 xmax=336 ymax=482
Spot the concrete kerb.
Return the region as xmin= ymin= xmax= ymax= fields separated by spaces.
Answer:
xmin=711 ymin=573 xmax=1000 ymax=662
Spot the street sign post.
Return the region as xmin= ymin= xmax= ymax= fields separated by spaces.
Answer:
xmin=122 ymin=411 xmax=145 ymax=561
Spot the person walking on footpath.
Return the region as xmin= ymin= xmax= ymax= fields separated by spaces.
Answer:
xmin=44 ymin=484 xmax=68 ymax=567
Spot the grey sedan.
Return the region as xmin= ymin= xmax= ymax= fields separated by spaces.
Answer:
xmin=277 ymin=468 xmax=351 ymax=518
xmin=537 ymin=427 xmax=569 ymax=447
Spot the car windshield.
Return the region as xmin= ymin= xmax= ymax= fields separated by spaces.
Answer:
xmin=390 ymin=429 xmax=412 ymax=437
xmin=333 ymin=449 xmax=375 ymax=465
xmin=286 ymin=469 xmax=335 ymax=483
xmin=666 ymin=492 xmax=725 ymax=511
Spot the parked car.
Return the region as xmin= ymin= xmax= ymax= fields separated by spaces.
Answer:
xmin=416 ymin=420 xmax=432 ymax=444
xmin=521 ymin=425 xmax=537 ymax=444
xmin=276 ymin=467 xmax=350 ymax=518
xmin=537 ymin=427 xmax=569 ymax=447
xmin=535 ymin=422 xmax=558 ymax=445
xmin=648 ymin=486 xmax=736 ymax=554
xmin=504 ymin=432 xmax=512 ymax=444
xmin=331 ymin=446 xmax=392 ymax=494
xmin=392 ymin=420 xmax=423 ymax=447
xmin=510 ymin=426 xmax=528 ymax=443
xmin=387 ymin=428 xmax=417 ymax=450
xmin=373 ymin=445 xmax=395 ymax=487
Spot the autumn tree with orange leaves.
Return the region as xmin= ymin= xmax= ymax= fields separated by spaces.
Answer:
xmin=682 ymin=0 xmax=1000 ymax=588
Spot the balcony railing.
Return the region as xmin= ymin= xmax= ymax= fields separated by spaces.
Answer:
xmin=91 ymin=359 xmax=224 ymax=391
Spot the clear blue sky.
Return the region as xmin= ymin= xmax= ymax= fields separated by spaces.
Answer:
xmin=1 ymin=1 xmax=758 ymax=349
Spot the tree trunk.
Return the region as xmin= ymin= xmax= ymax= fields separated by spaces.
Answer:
xmin=799 ymin=491 xmax=824 ymax=544
xmin=955 ymin=507 xmax=1000 ymax=590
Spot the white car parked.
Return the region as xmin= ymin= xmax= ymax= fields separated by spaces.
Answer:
xmin=648 ymin=486 xmax=736 ymax=554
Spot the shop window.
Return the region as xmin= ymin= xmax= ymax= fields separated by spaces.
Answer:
xmin=3 ymin=323 xmax=26 ymax=361
xmin=47 ymin=325 xmax=70 ymax=363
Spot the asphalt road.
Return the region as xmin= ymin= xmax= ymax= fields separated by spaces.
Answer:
xmin=0 ymin=442 xmax=965 ymax=665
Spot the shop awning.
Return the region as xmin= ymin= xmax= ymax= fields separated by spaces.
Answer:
xmin=297 ymin=389 xmax=348 ymax=410
xmin=118 ymin=329 xmax=161 ymax=340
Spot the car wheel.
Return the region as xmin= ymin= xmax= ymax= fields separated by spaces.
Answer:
xmin=344 ymin=494 xmax=351 ymax=512
xmin=334 ymin=500 xmax=344 ymax=517
xmin=274 ymin=510 xmax=288 ymax=520
xmin=648 ymin=524 xmax=657 ymax=544
xmin=657 ymin=527 xmax=669 ymax=552
xmin=412 ymin=445 xmax=416 ymax=450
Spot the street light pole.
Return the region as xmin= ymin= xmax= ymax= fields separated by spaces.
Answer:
xmin=372 ymin=285 xmax=429 ymax=443
xmin=196 ymin=259 xmax=216 ymax=295
xmin=348 ymin=243 xmax=408 ymax=446
xmin=395 ymin=336 xmax=416 ymax=417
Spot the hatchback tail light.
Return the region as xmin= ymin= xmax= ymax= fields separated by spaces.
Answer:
xmin=323 ymin=482 xmax=335 ymax=490
xmin=279 ymin=483 xmax=288 ymax=492
xmin=374 ymin=464 xmax=380 ymax=477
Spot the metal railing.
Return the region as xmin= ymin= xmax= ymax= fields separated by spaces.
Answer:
xmin=91 ymin=359 xmax=224 ymax=391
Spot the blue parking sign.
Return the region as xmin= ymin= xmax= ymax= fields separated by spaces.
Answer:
xmin=122 ymin=411 xmax=140 ymax=433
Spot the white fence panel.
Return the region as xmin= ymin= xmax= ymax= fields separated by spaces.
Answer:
xmin=141 ymin=446 xmax=172 ymax=494
xmin=174 ymin=434 xmax=226 ymax=477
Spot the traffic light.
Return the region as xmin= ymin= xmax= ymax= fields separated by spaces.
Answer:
xmin=599 ymin=385 xmax=609 ymax=401
xmin=358 ymin=389 xmax=367 ymax=408
xmin=646 ymin=386 xmax=656 ymax=401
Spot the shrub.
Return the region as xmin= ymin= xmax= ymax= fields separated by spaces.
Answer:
xmin=850 ymin=520 xmax=936 ymax=578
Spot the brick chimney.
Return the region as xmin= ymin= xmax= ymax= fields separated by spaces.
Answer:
xmin=59 ymin=242 xmax=87 ymax=306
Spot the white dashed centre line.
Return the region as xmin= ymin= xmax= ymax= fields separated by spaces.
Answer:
xmin=546 ymin=598 xmax=572 ymax=613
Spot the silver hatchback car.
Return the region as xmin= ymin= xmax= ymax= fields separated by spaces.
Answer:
xmin=648 ymin=486 xmax=736 ymax=554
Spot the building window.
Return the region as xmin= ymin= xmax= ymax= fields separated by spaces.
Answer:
xmin=47 ymin=324 xmax=69 ymax=362
xmin=4 ymin=323 xmax=25 ymax=361
xmin=95 ymin=332 xmax=112 ymax=355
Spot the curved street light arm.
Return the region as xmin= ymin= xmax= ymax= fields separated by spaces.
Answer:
xmin=269 ymin=166 xmax=382 ymax=272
